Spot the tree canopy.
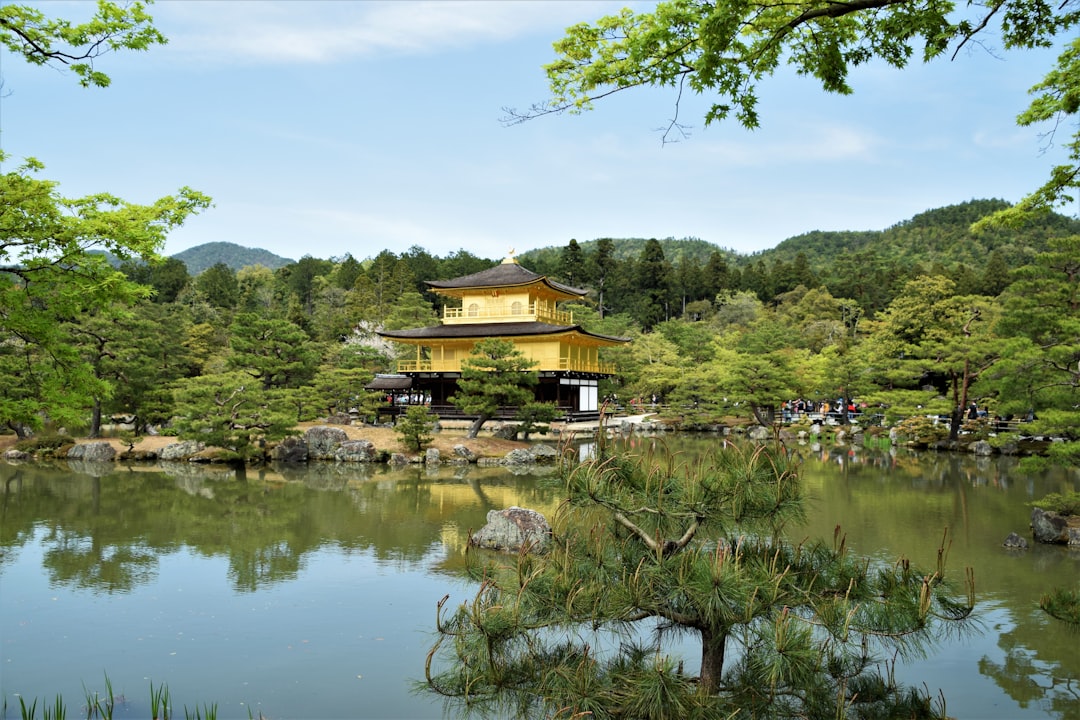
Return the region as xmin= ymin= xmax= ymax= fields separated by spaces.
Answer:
xmin=0 ymin=156 xmax=209 ymax=435
xmin=0 ymin=0 xmax=165 ymax=88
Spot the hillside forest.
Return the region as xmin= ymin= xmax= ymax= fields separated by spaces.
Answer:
xmin=4 ymin=198 xmax=1079 ymax=467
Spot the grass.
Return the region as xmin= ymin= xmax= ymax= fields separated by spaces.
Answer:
xmin=1040 ymin=586 xmax=1080 ymax=625
xmin=3 ymin=677 xmax=261 ymax=720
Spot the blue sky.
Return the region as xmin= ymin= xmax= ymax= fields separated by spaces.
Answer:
xmin=1 ymin=1 xmax=1072 ymax=263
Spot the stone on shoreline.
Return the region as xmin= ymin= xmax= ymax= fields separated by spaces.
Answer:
xmin=470 ymin=506 xmax=551 ymax=553
xmin=66 ymin=441 xmax=116 ymax=462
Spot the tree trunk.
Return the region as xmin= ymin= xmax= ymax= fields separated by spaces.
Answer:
xmin=698 ymin=626 xmax=727 ymax=695
xmin=948 ymin=363 xmax=971 ymax=442
xmin=88 ymin=397 xmax=103 ymax=438
xmin=948 ymin=407 xmax=963 ymax=441
xmin=466 ymin=414 xmax=489 ymax=439
xmin=9 ymin=422 xmax=34 ymax=439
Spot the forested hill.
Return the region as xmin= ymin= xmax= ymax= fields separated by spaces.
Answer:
xmin=518 ymin=237 xmax=737 ymax=270
xmin=746 ymin=198 xmax=1080 ymax=274
xmin=172 ymin=242 xmax=294 ymax=274
xmin=516 ymin=199 xmax=1079 ymax=277
xmin=166 ymin=199 xmax=1078 ymax=278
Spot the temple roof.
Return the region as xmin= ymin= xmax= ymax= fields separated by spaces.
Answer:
xmin=378 ymin=321 xmax=629 ymax=345
xmin=365 ymin=374 xmax=413 ymax=390
xmin=425 ymin=258 xmax=587 ymax=298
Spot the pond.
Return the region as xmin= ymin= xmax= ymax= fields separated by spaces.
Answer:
xmin=1 ymin=439 xmax=1077 ymax=719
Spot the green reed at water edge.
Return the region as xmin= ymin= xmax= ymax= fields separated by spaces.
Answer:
xmin=148 ymin=681 xmax=169 ymax=720
xmin=81 ymin=674 xmax=118 ymax=720
xmin=3 ymin=678 xmax=258 ymax=720
xmin=12 ymin=695 xmax=63 ymax=720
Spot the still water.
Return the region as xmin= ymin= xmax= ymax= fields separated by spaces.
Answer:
xmin=1 ymin=439 xmax=1077 ymax=719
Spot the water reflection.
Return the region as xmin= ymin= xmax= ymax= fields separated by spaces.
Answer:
xmin=1 ymin=444 xmax=1077 ymax=719
xmin=0 ymin=460 xmax=565 ymax=594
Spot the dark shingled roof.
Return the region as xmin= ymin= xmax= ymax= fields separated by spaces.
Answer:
xmin=378 ymin=321 xmax=629 ymax=345
xmin=426 ymin=261 xmax=587 ymax=297
xmin=365 ymin=375 xmax=413 ymax=390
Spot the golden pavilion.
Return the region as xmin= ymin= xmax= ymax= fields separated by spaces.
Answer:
xmin=376 ymin=256 xmax=629 ymax=420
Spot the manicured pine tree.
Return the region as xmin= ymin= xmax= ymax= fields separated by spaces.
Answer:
xmin=450 ymin=339 xmax=538 ymax=439
xmin=426 ymin=439 xmax=976 ymax=719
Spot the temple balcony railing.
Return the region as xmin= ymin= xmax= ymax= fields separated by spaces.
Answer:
xmin=558 ymin=358 xmax=617 ymax=374
xmin=396 ymin=358 xmax=615 ymax=374
xmin=442 ymin=304 xmax=573 ymax=326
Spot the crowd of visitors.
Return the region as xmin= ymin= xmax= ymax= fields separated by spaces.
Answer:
xmin=781 ymin=398 xmax=865 ymax=423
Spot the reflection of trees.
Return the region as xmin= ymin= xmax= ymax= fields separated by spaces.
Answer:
xmin=228 ymin=541 xmax=301 ymax=592
xmin=980 ymin=632 xmax=1080 ymax=720
xmin=41 ymin=528 xmax=156 ymax=592
xmin=0 ymin=461 xmax=562 ymax=593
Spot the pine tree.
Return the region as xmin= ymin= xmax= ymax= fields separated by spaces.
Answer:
xmin=426 ymin=440 xmax=976 ymax=719
xmin=450 ymin=339 xmax=538 ymax=438
xmin=395 ymin=405 xmax=435 ymax=452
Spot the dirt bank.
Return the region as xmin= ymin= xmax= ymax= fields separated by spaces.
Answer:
xmin=0 ymin=421 xmax=535 ymax=460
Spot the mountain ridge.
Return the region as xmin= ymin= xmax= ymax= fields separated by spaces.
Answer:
xmin=168 ymin=199 xmax=1080 ymax=276
xmin=171 ymin=241 xmax=295 ymax=275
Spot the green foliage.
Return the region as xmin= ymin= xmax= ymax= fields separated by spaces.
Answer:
xmin=1030 ymin=492 xmax=1080 ymax=517
xmin=0 ymin=0 xmax=166 ymax=88
xmin=172 ymin=372 xmax=297 ymax=461
xmin=193 ymin=263 xmax=240 ymax=310
xmin=120 ymin=256 xmax=191 ymax=304
xmin=450 ymin=339 xmax=539 ymax=438
xmin=13 ymin=433 xmax=76 ymax=453
xmin=514 ymin=401 xmax=558 ymax=440
xmin=394 ymin=405 xmax=435 ymax=452
xmin=425 ymin=441 xmax=975 ymax=718
xmin=305 ymin=367 xmax=373 ymax=418
xmin=0 ymin=156 xmax=209 ymax=435
xmin=227 ymin=314 xmax=319 ymax=391
xmin=893 ymin=415 xmax=949 ymax=446
xmin=979 ymin=236 xmax=1080 ymax=460
xmin=1039 ymin=586 xmax=1080 ymax=626
xmin=149 ymin=680 xmax=170 ymax=720
xmin=976 ymin=37 xmax=1080 ymax=230
xmin=382 ymin=291 xmax=439 ymax=332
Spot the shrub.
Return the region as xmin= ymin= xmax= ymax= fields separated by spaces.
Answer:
xmin=894 ymin=415 xmax=947 ymax=445
xmin=395 ymin=405 xmax=434 ymax=452
xmin=1031 ymin=491 xmax=1080 ymax=517
xmin=14 ymin=433 xmax=76 ymax=453
xmin=1040 ymin=586 xmax=1080 ymax=625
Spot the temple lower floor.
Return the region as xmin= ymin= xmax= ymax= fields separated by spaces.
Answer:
xmin=371 ymin=371 xmax=610 ymax=422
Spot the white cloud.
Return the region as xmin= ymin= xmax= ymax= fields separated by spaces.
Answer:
xmin=159 ymin=1 xmax=620 ymax=65
xmin=695 ymin=124 xmax=881 ymax=166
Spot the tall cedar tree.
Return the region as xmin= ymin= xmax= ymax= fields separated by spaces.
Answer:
xmin=426 ymin=440 xmax=976 ymax=719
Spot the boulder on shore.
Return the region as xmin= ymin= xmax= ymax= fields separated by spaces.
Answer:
xmin=271 ymin=436 xmax=309 ymax=463
xmin=160 ymin=440 xmax=205 ymax=461
xmin=66 ymin=441 xmax=116 ymax=462
xmin=1002 ymin=532 xmax=1029 ymax=549
xmin=452 ymin=444 xmax=477 ymax=463
xmin=304 ymin=426 xmax=349 ymax=460
xmin=335 ymin=439 xmax=376 ymax=462
xmin=470 ymin=506 xmax=551 ymax=553
xmin=1030 ymin=507 xmax=1080 ymax=545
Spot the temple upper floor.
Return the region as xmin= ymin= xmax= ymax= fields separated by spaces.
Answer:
xmin=442 ymin=293 xmax=573 ymax=326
